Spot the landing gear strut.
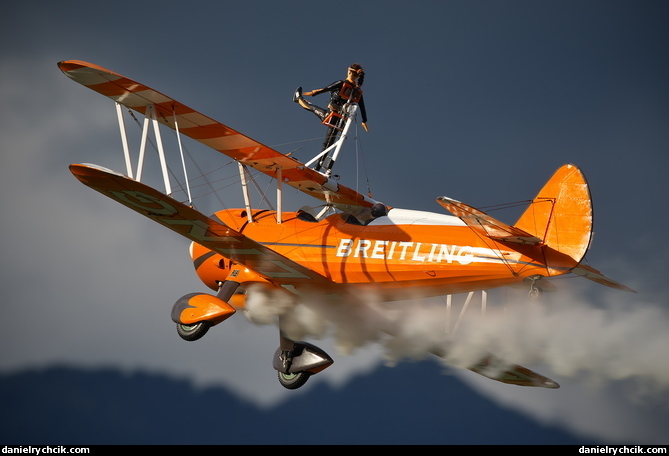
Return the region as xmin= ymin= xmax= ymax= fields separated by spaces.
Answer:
xmin=273 ymin=331 xmax=334 ymax=390
xmin=528 ymin=275 xmax=544 ymax=301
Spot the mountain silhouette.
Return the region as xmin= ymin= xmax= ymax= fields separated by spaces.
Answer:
xmin=0 ymin=361 xmax=592 ymax=444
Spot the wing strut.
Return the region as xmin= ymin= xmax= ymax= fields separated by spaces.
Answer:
xmin=437 ymin=290 xmax=559 ymax=388
xmin=115 ymin=102 xmax=174 ymax=196
xmin=148 ymin=104 xmax=172 ymax=195
xmin=115 ymin=102 xmax=134 ymax=179
xmin=238 ymin=163 xmax=253 ymax=223
xmin=276 ymin=166 xmax=283 ymax=224
xmin=116 ymin=101 xmax=194 ymax=205
xmin=445 ymin=290 xmax=487 ymax=336
xmin=172 ymin=108 xmax=193 ymax=206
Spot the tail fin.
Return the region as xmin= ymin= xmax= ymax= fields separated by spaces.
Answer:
xmin=514 ymin=163 xmax=593 ymax=274
xmin=438 ymin=164 xmax=633 ymax=292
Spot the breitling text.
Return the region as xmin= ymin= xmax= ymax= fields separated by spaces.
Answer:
xmin=336 ymin=238 xmax=475 ymax=265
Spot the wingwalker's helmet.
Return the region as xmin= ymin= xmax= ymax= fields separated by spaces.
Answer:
xmin=348 ymin=63 xmax=365 ymax=86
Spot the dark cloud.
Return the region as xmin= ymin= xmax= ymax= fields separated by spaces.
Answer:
xmin=2 ymin=0 xmax=668 ymax=442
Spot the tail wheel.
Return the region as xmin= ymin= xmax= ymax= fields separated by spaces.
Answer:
xmin=528 ymin=286 xmax=543 ymax=301
xmin=176 ymin=321 xmax=211 ymax=341
xmin=277 ymin=371 xmax=311 ymax=390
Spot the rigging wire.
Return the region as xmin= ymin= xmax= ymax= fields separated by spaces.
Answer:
xmin=480 ymin=200 xmax=534 ymax=212
xmin=353 ymin=121 xmax=373 ymax=198
xmin=468 ymin=221 xmax=518 ymax=276
xmin=464 ymin=198 xmax=543 ymax=277
xmin=125 ymin=107 xmax=234 ymax=213
xmin=242 ymin=165 xmax=275 ymax=211
xmin=124 ymin=105 xmax=375 ymax=222
xmin=125 ymin=108 xmax=192 ymax=206
xmin=157 ymin=111 xmax=229 ymax=211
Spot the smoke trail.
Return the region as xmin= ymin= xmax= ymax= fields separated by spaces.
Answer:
xmin=464 ymin=289 xmax=669 ymax=390
xmin=244 ymin=283 xmax=669 ymax=392
xmin=245 ymin=286 xmax=385 ymax=354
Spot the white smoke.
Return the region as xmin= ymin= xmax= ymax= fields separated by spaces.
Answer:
xmin=243 ymin=283 xmax=669 ymax=396
xmin=245 ymin=285 xmax=385 ymax=355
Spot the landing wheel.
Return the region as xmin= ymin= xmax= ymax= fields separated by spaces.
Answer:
xmin=277 ymin=371 xmax=311 ymax=390
xmin=528 ymin=286 xmax=543 ymax=301
xmin=176 ymin=321 xmax=211 ymax=341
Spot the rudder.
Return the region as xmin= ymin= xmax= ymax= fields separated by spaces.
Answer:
xmin=514 ymin=164 xmax=593 ymax=274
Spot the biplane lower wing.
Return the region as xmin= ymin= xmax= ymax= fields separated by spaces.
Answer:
xmin=69 ymin=163 xmax=331 ymax=285
xmin=469 ymin=353 xmax=560 ymax=388
xmin=58 ymin=60 xmax=375 ymax=212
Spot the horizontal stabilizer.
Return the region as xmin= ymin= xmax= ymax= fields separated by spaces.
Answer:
xmin=572 ymin=264 xmax=636 ymax=293
xmin=436 ymin=196 xmax=542 ymax=245
xmin=69 ymin=163 xmax=332 ymax=286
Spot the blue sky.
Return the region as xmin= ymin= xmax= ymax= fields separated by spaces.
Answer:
xmin=2 ymin=0 xmax=669 ymax=443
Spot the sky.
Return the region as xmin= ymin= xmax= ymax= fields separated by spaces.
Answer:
xmin=2 ymin=0 xmax=669 ymax=444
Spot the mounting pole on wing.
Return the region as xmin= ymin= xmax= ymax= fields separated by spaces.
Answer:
xmin=305 ymin=103 xmax=358 ymax=176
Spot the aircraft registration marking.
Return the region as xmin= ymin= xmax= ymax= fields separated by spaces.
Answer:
xmin=109 ymin=189 xmax=242 ymax=244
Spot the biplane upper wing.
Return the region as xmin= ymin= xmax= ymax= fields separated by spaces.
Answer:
xmin=70 ymin=163 xmax=332 ymax=285
xmin=58 ymin=60 xmax=375 ymax=212
xmin=436 ymin=196 xmax=542 ymax=244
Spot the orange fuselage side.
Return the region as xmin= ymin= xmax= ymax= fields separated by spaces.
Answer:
xmin=191 ymin=208 xmax=556 ymax=301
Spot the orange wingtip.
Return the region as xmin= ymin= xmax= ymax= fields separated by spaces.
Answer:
xmin=58 ymin=60 xmax=114 ymax=74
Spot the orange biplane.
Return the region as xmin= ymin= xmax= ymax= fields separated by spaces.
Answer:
xmin=59 ymin=60 xmax=634 ymax=390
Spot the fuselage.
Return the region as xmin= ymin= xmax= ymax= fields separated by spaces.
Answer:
xmin=191 ymin=207 xmax=552 ymax=301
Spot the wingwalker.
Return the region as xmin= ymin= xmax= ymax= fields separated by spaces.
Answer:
xmin=59 ymin=61 xmax=634 ymax=390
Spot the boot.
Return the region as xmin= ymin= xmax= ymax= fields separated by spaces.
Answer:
xmin=293 ymin=86 xmax=303 ymax=103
